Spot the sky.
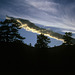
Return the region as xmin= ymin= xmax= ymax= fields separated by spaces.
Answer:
xmin=0 ymin=0 xmax=75 ymax=47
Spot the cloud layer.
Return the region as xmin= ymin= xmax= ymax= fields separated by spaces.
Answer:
xmin=6 ymin=16 xmax=64 ymax=41
xmin=6 ymin=16 xmax=75 ymax=45
xmin=0 ymin=0 xmax=75 ymax=37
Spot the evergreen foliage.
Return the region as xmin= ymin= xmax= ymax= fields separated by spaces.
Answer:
xmin=1 ymin=18 xmax=75 ymax=72
xmin=35 ymin=34 xmax=50 ymax=48
xmin=63 ymin=32 xmax=73 ymax=45
xmin=0 ymin=19 xmax=25 ymax=43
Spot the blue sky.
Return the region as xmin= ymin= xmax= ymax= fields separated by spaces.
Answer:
xmin=0 ymin=0 xmax=75 ymax=47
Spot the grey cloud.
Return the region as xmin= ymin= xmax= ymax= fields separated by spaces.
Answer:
xmin=0 ymin=0 xmax=75 ymax=36
xmin=6 ymin=16 xmax=75 ymax=44
xmin=6 ymin=16 xmax=63 ymax=41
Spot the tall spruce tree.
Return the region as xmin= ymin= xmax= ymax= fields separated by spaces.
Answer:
xmin=0 ymin=19 xmax=25 ymax=43
xmin=35 ymin=34 xmax=51 ymax=48
xmin=63 ymin=32 xmax=73 ymax=45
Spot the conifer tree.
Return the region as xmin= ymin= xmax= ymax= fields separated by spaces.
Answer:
xmin=63 ymin=32 xmax=73 ymax=45
xmin=35 ymin=34 xmax=50 ymax=48
xmin=0 ymin=19 xmax=25 ymax=43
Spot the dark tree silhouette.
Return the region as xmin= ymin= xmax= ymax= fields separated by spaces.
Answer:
xmin=0 ymin=19 xmax=25 ymax=43
xmin=35 ymin=34 xmax=51 ymax=48
xmin=29 ymin=43 xmax=32 ymax=47
xmin=63 ymin=32 xmax=73 ymax=45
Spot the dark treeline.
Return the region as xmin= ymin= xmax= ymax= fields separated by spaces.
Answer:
xmin=0 ymin=19 xmax=75 ymax=74
xmin=0 ymin=42 xmax=75 ymax=73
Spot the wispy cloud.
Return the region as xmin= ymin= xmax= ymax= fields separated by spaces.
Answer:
xmin=0 ymin=0 xmax=75 ymax=37
xmin=27 ymin=0 xmax=58 ymax=13
xmin=6 ymin=16 xmax=75 ymax=45
xmin=6 ymin=16 xmax=64 ymax=41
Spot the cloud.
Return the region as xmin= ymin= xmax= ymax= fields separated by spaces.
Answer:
xmin=26 ymin=0 xmax=58 ymax=13
xmin=6 ymin=16 xmax=64 ymax=41
xmin=6 ymin=16 xmax=75 ymax=45
xmin=0 ymin=0 xmax=75 ymax=37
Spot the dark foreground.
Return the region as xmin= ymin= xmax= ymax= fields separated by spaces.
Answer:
xmin=0 ymin=42 xmax=75 ymax=74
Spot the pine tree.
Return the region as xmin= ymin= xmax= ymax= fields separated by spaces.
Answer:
xmin=0 ymin=19 xmax=25 ymax=43
xmin=63 ymin=32 xmax=73 ymax=45
xmin=35 ymin=34 xmax=51 ymax=48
